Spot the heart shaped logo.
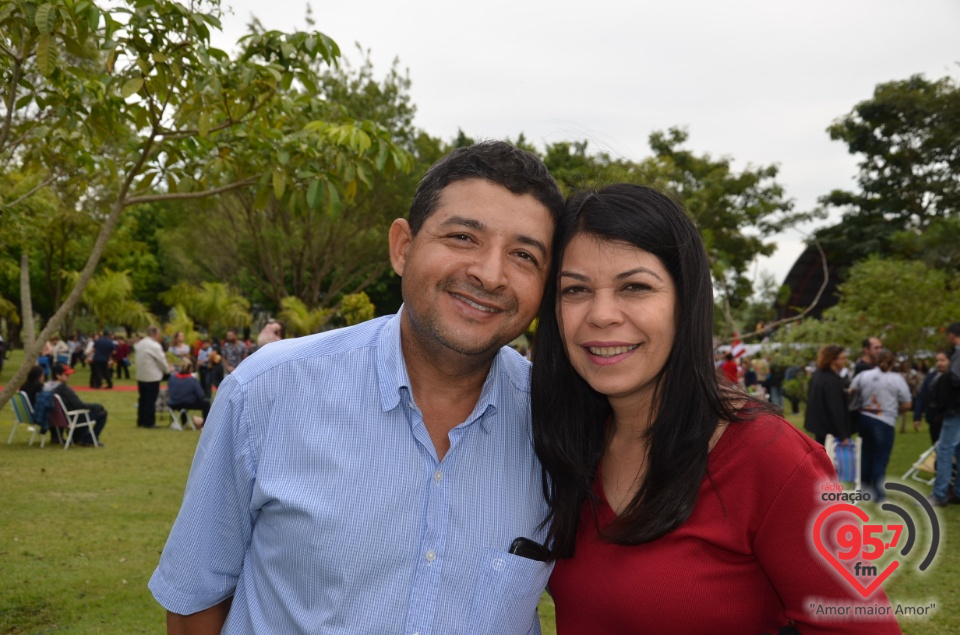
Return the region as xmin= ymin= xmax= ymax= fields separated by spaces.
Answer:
xmin=813 ymin=503 xmax=899 ymax=598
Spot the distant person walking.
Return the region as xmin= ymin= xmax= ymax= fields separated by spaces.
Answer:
xmin=850 ymin=350 xmax=912 ymax=502
xmin=804 ymin=345 xmax=851 ymax=446
xmin=90 ymin=331 xmax=116 ymax=389
xmin=853 ymin=337 xmax=882 ymax=377
xmin=134 ymin=326 xmax=171 ymax=428
xmin=221 ymin=329 xmax=247 ymax=375
xmin=914 ymin=350 xmax=953 ymax=444
xmin=930 ymin=323 xmax=960 ymax=507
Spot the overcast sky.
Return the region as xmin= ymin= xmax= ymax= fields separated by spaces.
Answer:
xmin=215 ymin=0 xmax=959 ymax=285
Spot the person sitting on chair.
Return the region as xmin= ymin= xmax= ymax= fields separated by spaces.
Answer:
xmin=20 ymin=365 xmax=46 ymax=407
xmin=43 ymin=362 xmax=108 ymax=446
xmin=167 ymin=359 xmax=209 ymax=428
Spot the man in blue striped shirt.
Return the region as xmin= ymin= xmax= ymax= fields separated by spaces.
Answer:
xmin=150 ymin=141 xmax=564 ymax=634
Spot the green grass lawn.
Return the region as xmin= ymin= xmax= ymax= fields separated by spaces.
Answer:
xmin=0 ymin=350 xmax=956 ymax=633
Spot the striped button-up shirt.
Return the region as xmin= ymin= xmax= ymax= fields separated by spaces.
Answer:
xmin=149 ymin=310 xmax=552 ymax=634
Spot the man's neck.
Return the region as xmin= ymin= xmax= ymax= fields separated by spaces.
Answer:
xmin=399 ymin=318 xmax=498 ymax=461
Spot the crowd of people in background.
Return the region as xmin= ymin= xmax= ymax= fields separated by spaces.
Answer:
xmin=715 ymin=324 xmax=960 ymax=507
xmin=13 ymin=321 xmax=285 ymax=445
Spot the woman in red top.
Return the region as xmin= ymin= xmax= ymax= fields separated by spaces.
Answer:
xmin=531 ymin=184 xmax=901 ymax=634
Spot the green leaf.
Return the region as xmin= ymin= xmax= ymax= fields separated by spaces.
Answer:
xmin=356 ymin=164 xmax=371 ymax=188
xmin=376 ymin=140 xmax=390 ymax=172
xmin=327 ymin=183 xmax=341 ymax=217
xmin=307 ymin=179 xmax=322 ymax=209
xmin=35 ymin=4 xmax=56 ymax=34
xmin=121 ymin=77 xmax=143 ymax=98
xmin=36 ymin=33 xmax=57 ymax=76
xmin=272 ymin=169 xmax=286 ymax=199
xmin=87 ymin=7 xmax=100 ymax=31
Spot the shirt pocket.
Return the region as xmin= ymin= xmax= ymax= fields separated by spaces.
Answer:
xmin=467 ymin=547 xmax=553 ymax=635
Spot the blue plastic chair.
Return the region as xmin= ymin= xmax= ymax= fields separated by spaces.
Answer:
xmin=8 ymin=391 xmax=44 ymax=447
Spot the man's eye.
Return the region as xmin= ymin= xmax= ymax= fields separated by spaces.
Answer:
xmin=516 ymin=251 xmax=538 ymax=265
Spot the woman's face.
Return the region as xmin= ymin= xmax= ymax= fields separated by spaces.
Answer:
xmin=831 ymin=351 xmax=848 ymax=373
xmin=558 ymin=234 xmax=676 ymax=409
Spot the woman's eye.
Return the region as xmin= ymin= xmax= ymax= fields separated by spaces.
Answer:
xmin=623 ymin=282 xmax=651 ymax=293
xmin=560 ymin=285 xmax=587 ymax=296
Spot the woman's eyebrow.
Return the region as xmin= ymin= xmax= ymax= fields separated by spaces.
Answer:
xmin=616 ymin=267 xmax=663 ymax=282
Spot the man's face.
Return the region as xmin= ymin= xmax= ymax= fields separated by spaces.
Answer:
xmin=864 ymin=338 xmax=882 ymax=363
xmin=226 ymin=331 xmax=237 ymax=343
xmin=390 ymin=178 xmax=553 ymax=359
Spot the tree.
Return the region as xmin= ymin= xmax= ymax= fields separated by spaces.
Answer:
xmin=825 ymin=74 xmax=960 ymax=229
xmin=890 ymin=215 xmax=960 ymax=273
xmin=0 ymin=0 xmax=410 ymax=411
xmin=159 ymin=50 xmax=434 ymax=311
xmin=781 ymin=257 xmax=960 ymax=359
xmin=338 ymin=291 xmax=375 ymax=326
xmin=643 ymin=128 xmax=816 ymax=327
xmin=816 ymin=74 xmax=960 ymax=265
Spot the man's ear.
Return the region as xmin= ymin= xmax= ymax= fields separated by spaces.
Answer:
xmin=389 ymin=219 xmax=413 ymax=277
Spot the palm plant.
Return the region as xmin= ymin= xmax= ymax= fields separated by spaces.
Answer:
xmin=278 ymin=297 xmax=332 ymax=336
xmin=160 ymin=282 xmax=251 ymax=337
xmin=77 ymin=269 xmax=155 ymax=332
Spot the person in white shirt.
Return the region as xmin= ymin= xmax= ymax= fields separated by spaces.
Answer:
xmin=134 ymin=325 xmax=171 ymax=428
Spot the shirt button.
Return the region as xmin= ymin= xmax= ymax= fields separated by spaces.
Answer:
xmin=425 ymin=549 xmax=437 ymax=562
xmin=434 ymin=471 xmax=443 ymax=482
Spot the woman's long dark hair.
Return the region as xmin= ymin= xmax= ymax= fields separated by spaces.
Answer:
xmin=532 ymin=184 xmax=758 ymax=558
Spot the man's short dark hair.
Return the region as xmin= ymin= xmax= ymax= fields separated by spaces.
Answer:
xmin=862 ymin=337 xmax=874 ymax=349
xmin=947 ymin=322 xmax=960 ymax=336
xmin=407 ymin=140 xmax=564 ymax=235
xmin=52 ymin=362 xmax=69 ymax=377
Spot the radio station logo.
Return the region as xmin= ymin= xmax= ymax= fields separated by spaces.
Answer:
xmin=812 ymin=482 xmax=939 ymax=599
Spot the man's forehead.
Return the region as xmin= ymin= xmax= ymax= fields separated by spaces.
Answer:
xmin=435 ymin=182 xmax=552 ymax=226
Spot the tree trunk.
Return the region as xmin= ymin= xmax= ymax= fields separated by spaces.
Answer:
xmin=0 ymin=199 xmax=126 ymax=413
xmin=19 ymin=250 xmax=34 ymax=349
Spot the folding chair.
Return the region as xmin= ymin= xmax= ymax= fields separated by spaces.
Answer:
xmin=901 ymin=445 xmax=937 ymax=486
xmin=166 ymin=406 xmax=196 ymax=431
xmin=825 ymin=434 xmax=862 ymax=491
xmin=49 ymin=394 xmax=99 ymax=450
xmin=8 ymin=391 xmax=44 ymax=447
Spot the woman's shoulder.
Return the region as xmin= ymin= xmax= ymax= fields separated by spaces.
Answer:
xmin=716 ymin=411 xmax=833 ymax=486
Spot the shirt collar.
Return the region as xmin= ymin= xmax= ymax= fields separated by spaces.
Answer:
xmin=376 ymin=307 xmax=501 ymax=433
